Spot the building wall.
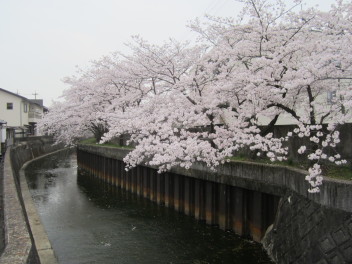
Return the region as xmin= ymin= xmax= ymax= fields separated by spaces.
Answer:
xmin=28 ymin=103 xmax=43 ymax=123
xmin=28 ymin=103 xmax=45 ymax=136
xmin=0 ymin=91 xmax=29 ymax=127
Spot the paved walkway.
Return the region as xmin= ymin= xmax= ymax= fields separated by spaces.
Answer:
xmin=0 ymin=157 xmax=4 ymax=254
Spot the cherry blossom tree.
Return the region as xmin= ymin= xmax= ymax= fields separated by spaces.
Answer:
xmin=37 ymin=100 xmax=91 ymax=145
xmin=185 ymin=0 xmax=352 ymax=192
xmin=110 ymin=0 xmax=352 ymax=192
xmin=38 ymin=54 xmax=139 ymax=144
xmin=100 ymin=37 xmax=267 ymax=172
xmin=39 ymin=0 xmax=352 ymax=192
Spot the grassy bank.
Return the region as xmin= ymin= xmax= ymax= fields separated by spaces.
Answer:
xmin=80 ymin=138 xmax=352 ymax=181
xmin=79 ymin=138 xmax=133 ymax=149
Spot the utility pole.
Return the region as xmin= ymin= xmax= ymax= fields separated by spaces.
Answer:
xmin=32 ymin=91 xmax=38 ymax=99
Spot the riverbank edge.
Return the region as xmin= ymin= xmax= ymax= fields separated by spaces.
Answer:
xmin=77 ymin=143 xmax=352 ymax=213
xmin=77 ymin=144 xmax=352 ymax=263
xmin=0 ymin=137 xmax=64 ymax=264
xmin=20 ymin=148 xmax=72 ymax=264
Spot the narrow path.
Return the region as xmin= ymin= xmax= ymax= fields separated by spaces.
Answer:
xmin=0 ymin=157 xmax=5 ymax=254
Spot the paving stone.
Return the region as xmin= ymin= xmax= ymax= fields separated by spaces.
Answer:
xmin=311 ymin=245 xmax=324 ymax=263
xmin=313 ymin=259 xmax=328 ymax=264
xmin=293 ymin=246 xmax=303 ymax=259
xmin=305 ymin=201 xmax=316 ymax=215
xmin=320 ymin=237 xmax=336 ymax=253
xmin=270 ymin=194 xmax=352 ymax=263
xmin=342 ymin=246 xmax=352 ymax=262
xmin=294 ymin=258 xmax=306 ymax=264
xmin=300 ymin=237 xmax=310 ymax=251
xmin=331 ymin=229 xmax=349 ymax=246
xmin=329 ymin=254 xmax=344 ymax=264
xmin=347 ymin=221 xmax=352 ymax=236
xmin=312 ymin=210 xmax=324 ymax=223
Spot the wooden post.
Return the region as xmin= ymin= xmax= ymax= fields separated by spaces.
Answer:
xmin=231 ymin=187 xmax=244 ymax=236
xmin=218 ymin=184 xmax=229 ymax=230
xmin=249 ymin=191 xmax=263 ymax=242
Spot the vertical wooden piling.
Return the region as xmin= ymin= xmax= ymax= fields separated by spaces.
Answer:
xmin=231 ymin=187 xmax=244 ymax=235
xmin=164 ymin=173 xmax=170 ymax=207
xmin=136 ymin=166 xmax=142 ymax=196
xmin=249 ymin=191 xmax=263 ymax=242
xmin=156 ymin=173 xmax=164 ymax=205
xmin=184 ymin=177 xmax=190 ymax=216
xmin=164 ymin=173 xmax=174 ymax=208
xmin=150 ymin=170 xmax=157 ymax=202
xmin=194 ymin=179 xmax=200 ymax=220
xmin=174 ymin=174 xmax=180 ymax=212
xmin=218 ymin=184 xmax=229 ymax=230
xmin=205 ymin=181 xmax=214 ymax=225
xmin=77 ymin=149 xmax=280 ymax=242
xmin=131 ymin=168 xmax=137 ymax=193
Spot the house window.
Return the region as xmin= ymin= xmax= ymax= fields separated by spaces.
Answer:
xmin=7 ymin=103 xmax=13 ymax=110
xmin=24 ymin=103 xmax=28 ymax=113
xmin=327 ymin=91 xmax=336 ymax=104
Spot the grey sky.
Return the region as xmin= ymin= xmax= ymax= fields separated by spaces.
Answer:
xmin=1 ymin=0 xmax=336 ymax=106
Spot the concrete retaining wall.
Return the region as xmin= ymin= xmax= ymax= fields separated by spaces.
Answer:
xmin=0 ymin=137 xmax=63 ymax=264
xmin=77 ymin=144 xmax=352 ymax=264
xmin=263 ymin=191 xmax=352 ymax=264
xmin=77 ymin=144 xmax=352 ymax=213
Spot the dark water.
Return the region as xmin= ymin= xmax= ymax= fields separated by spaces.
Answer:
xmin=25 ymin=151 xmax=273 ymax=264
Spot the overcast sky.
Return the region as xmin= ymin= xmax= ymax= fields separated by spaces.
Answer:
xmin=1 ymin=0 xmax=337 ymax=106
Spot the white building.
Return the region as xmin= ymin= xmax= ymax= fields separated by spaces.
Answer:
xmin=0 ymin=88 xmax=47 ymax=147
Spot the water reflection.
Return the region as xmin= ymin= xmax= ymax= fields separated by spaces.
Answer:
xmin=25 ymin=151 xmax=273 ymax=264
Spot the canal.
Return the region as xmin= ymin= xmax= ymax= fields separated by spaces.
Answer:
xmin=25 ymin=150 xmax=273 ymax=264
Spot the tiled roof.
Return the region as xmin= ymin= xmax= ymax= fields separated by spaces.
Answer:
xmin=0 ymin=88 xmax=46 ymax=108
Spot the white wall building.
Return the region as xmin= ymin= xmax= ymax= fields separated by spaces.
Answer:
xmin=0 ymin=88 xmax=47 ymax=141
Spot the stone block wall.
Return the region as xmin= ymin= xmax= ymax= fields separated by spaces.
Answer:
xmin=0 ymin=137 xmax=63 ymax=264
xmin=263 ymin=191 xmax=352 ymax=263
